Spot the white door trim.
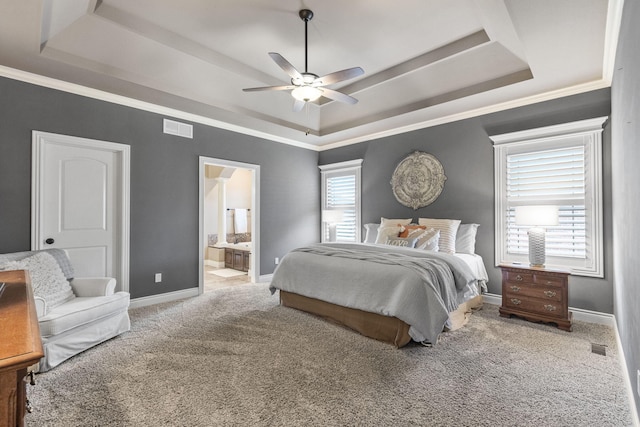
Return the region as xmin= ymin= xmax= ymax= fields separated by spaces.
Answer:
xmin=31 ymin=131 xmax=131 ymax=292
xmin=199 ymin=156 xmax=260 ymax=294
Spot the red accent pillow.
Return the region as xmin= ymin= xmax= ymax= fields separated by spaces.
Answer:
xmin=398 ymin=225 xmax=426 ymax=238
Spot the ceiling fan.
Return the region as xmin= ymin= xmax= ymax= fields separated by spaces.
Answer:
xmin=242 ymin=9 xmax=364 ymax=112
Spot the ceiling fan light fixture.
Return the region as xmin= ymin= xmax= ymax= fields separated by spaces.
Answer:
xmin=242 ymin=9 xmax=364 ymax=110
xmin=291 ymin=86 xmax=322 ymax=102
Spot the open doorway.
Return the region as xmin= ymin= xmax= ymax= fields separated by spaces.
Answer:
xmin=198 ymin=156 xmax=260 ymax=294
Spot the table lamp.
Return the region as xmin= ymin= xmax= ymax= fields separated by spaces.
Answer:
xmin=322 ymin=210 xmax=345 ymax=242
xmin=515 ymin=205 xmax=559 ymax=267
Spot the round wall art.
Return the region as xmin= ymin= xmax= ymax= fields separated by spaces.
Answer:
xmin=390 ymin=151 xmax=447 ymax=210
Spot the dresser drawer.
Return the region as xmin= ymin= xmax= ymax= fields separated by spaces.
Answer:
xmin=532 ymin=273 xmax=565 ymax=287
xmin=504 ymin=283 xmax=562 ymax=302
xmin=504 ymin=270 xmax=533 ymax=284
xmin=503 ymin=295 xmax=565 ymax=318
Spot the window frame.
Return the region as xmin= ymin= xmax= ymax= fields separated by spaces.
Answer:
xmin=319 ymin=159 xmax=363 ymax=243
xmin=492 ymin=117 xmax=607 ymax=277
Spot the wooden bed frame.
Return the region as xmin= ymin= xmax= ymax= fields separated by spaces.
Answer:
xmin=280 ymin=290 xmax=483 ymax=347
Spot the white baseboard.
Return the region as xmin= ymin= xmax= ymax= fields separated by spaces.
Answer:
xmin=613 ymin=321 xmax=640 ymax=427
xmin=481 ymin=293 xmax=502 ymax=306
xmin=129 ymin=288 xmax=199 ymax=309
xmin=258 ymin=273 xmax=273 ymax=283
xmin=482 ymin=293 xmax=615 ymax=326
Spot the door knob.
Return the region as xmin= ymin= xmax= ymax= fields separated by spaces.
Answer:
xmin=45 ymin=238 xmax=55 ymax=244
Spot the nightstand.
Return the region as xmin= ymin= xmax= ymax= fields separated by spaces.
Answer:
xmin=498 ymin=263 xmax=572 ymax=331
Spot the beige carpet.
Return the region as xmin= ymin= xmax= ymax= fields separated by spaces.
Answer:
xmin=27 ymin=284 xmax=632 ymax=426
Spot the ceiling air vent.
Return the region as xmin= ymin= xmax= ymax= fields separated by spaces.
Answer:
xmin=163 ymin=118 xmax=193 ymax=139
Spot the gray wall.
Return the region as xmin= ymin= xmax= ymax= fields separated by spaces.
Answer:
xmin=0 ymin=77 xmax=320 ymax=298
xmin=612 ymin=0 xmax=640 ymax=415
xmin=320 ymin=88 xmax=613 ymax=313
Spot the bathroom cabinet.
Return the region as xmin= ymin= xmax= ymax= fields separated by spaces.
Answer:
xmin=225 ymin=248 xmax=250 ymax=272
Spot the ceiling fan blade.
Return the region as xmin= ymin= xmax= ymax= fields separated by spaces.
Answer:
xmin=320 ymin=88 xmax=358 ymax=105
xmin=314 ymin=67 xmax=364 ymax=86
xmin=269 ymin=52 xmax=303 ymax=80
xmin=293 ymin=99 xmax=306 ymax=112
xmin=242 ymin=85 xmax=296 ymax=92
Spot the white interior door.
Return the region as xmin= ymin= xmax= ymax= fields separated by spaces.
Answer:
xmin=32 ymin=131 xmax=130 ymax=292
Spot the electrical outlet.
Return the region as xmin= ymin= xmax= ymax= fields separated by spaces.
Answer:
xmin=274 ymin=257 xmax=279 ymax=265
xmin=154 ymin=273 xmax=162 ymax=283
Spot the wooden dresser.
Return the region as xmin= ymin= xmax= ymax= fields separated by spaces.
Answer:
xmin=499 ymin=264 xmax=572 ymax=331
xmin=0 ymin=270 xmax=44 ymax=427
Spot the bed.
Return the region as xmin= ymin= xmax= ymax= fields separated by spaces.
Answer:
xmin=269 ymin=242 xmax=488 ymax=347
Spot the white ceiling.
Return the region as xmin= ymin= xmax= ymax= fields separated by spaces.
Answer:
xmin=0 ymin=0 xmax=622 ymax=150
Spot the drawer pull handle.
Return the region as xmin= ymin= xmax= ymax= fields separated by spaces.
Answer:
xmin=510 ymin=285 xmax=521 ymax=292
xmin=544 ymin=290 xmax=557 ymax=298
xmin=511 ymin=298 xmax=522 ymax=305
xmin=515 ymin=275 xmax=523 ymax=281
xmin=547 ymin=281 xmax=553 ymax=285
xmin=544 ymin=304 xmax=557 ymax=312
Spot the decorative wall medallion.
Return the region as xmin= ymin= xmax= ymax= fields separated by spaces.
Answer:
xmin=390 ymin=151 xmax=446 ymax=210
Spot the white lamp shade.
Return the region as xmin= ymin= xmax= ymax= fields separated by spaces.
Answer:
xmin=515 ymin=205 xmax=559 ymax=227
xmin=322 ymin=209 xmax=344 ymax=224
xmin=292 ymin=86 xmax=322 ymax=102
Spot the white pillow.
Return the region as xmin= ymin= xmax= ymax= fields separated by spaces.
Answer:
xmin=380 ymin=217 xmax=412 ymax=227
xmin=456 ymin=223 xmax=479 ymax=254
xmin=411 ymin=228 xmax=440 ymax=251
xmin=418 ymin=218 xmax=461 ymax=254
xmin=374 ymin=226 xmax=403 ymax=244
xmin=3 ymin=252 xmax=75 ymax=313
xmin=363 ymin=223 xmax=380 ymax=244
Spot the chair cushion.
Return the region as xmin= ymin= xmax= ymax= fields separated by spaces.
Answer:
xmin=38 ymin=292 xmax=130 ymax=337
xmin=2 ymin=251 xmax=75 ymax=311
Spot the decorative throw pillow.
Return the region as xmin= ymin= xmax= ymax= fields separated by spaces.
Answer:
xmin=417 ymin=218 xmax=461 ymax=253
xmin=411 ymin=228 xmax=440 ymax=251
xmin=399 ymin=225 xmax=427 ymax=238
xmin=3 ymin=252 xmax=75 ymax=313
xmin=456 ymin=223 xmax=480 ymax=254
xmin=374 ymin=225 xmax=404 ymax=244
xmin=363 ymin=223 xmax=380 ymax=244
xmin=380 ymin=217 xmax=412 ymax=227
xmin=385 ymin=237 xmax=418 ymax=248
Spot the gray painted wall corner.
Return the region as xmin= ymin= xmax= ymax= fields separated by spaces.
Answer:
xmin=612 ymin=0 xmax=640 ymax=417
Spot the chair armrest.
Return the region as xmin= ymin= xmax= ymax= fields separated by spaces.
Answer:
xmin=70 ymin=277 xmax=117 ymax=297
xmin=33 ymin=296 xmax=47 ymax=318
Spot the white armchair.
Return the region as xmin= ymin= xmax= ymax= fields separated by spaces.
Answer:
xmin=0 ymin=249 xmax=130 ymax=372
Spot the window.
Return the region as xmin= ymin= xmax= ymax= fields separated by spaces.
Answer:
xmin=319 ymin=159 xmax=362 ymax=243
xmin=492 ymin=117 xmax=606 ymax=277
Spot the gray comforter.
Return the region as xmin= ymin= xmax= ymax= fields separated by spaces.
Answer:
xmin=269 ymin=243 xmax=478 ymax=345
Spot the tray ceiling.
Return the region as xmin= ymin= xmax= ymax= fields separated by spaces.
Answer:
xmin=0 ymin=0 xmax=622 ymax=150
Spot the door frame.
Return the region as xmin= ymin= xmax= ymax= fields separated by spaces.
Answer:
xmin=198 ymin=156 xmax=260 ymax=294
xmin=31 ymin=131 xmax=131 ymax=292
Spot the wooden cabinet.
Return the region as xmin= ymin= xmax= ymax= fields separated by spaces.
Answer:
xmin=224 ymin=248 xmax=251 ymax=272
xmin=0 ymin=270 xmax=44 ymax=427
xmin=224 ymin=249 xmax=234 ymax=269
xmin=499 ymin=264 xmax=572 ymax=331
xmin=242 ymin=252 xmax=250 ymax=273
xmin=233 ymin=250 xmax=244 ymax=271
